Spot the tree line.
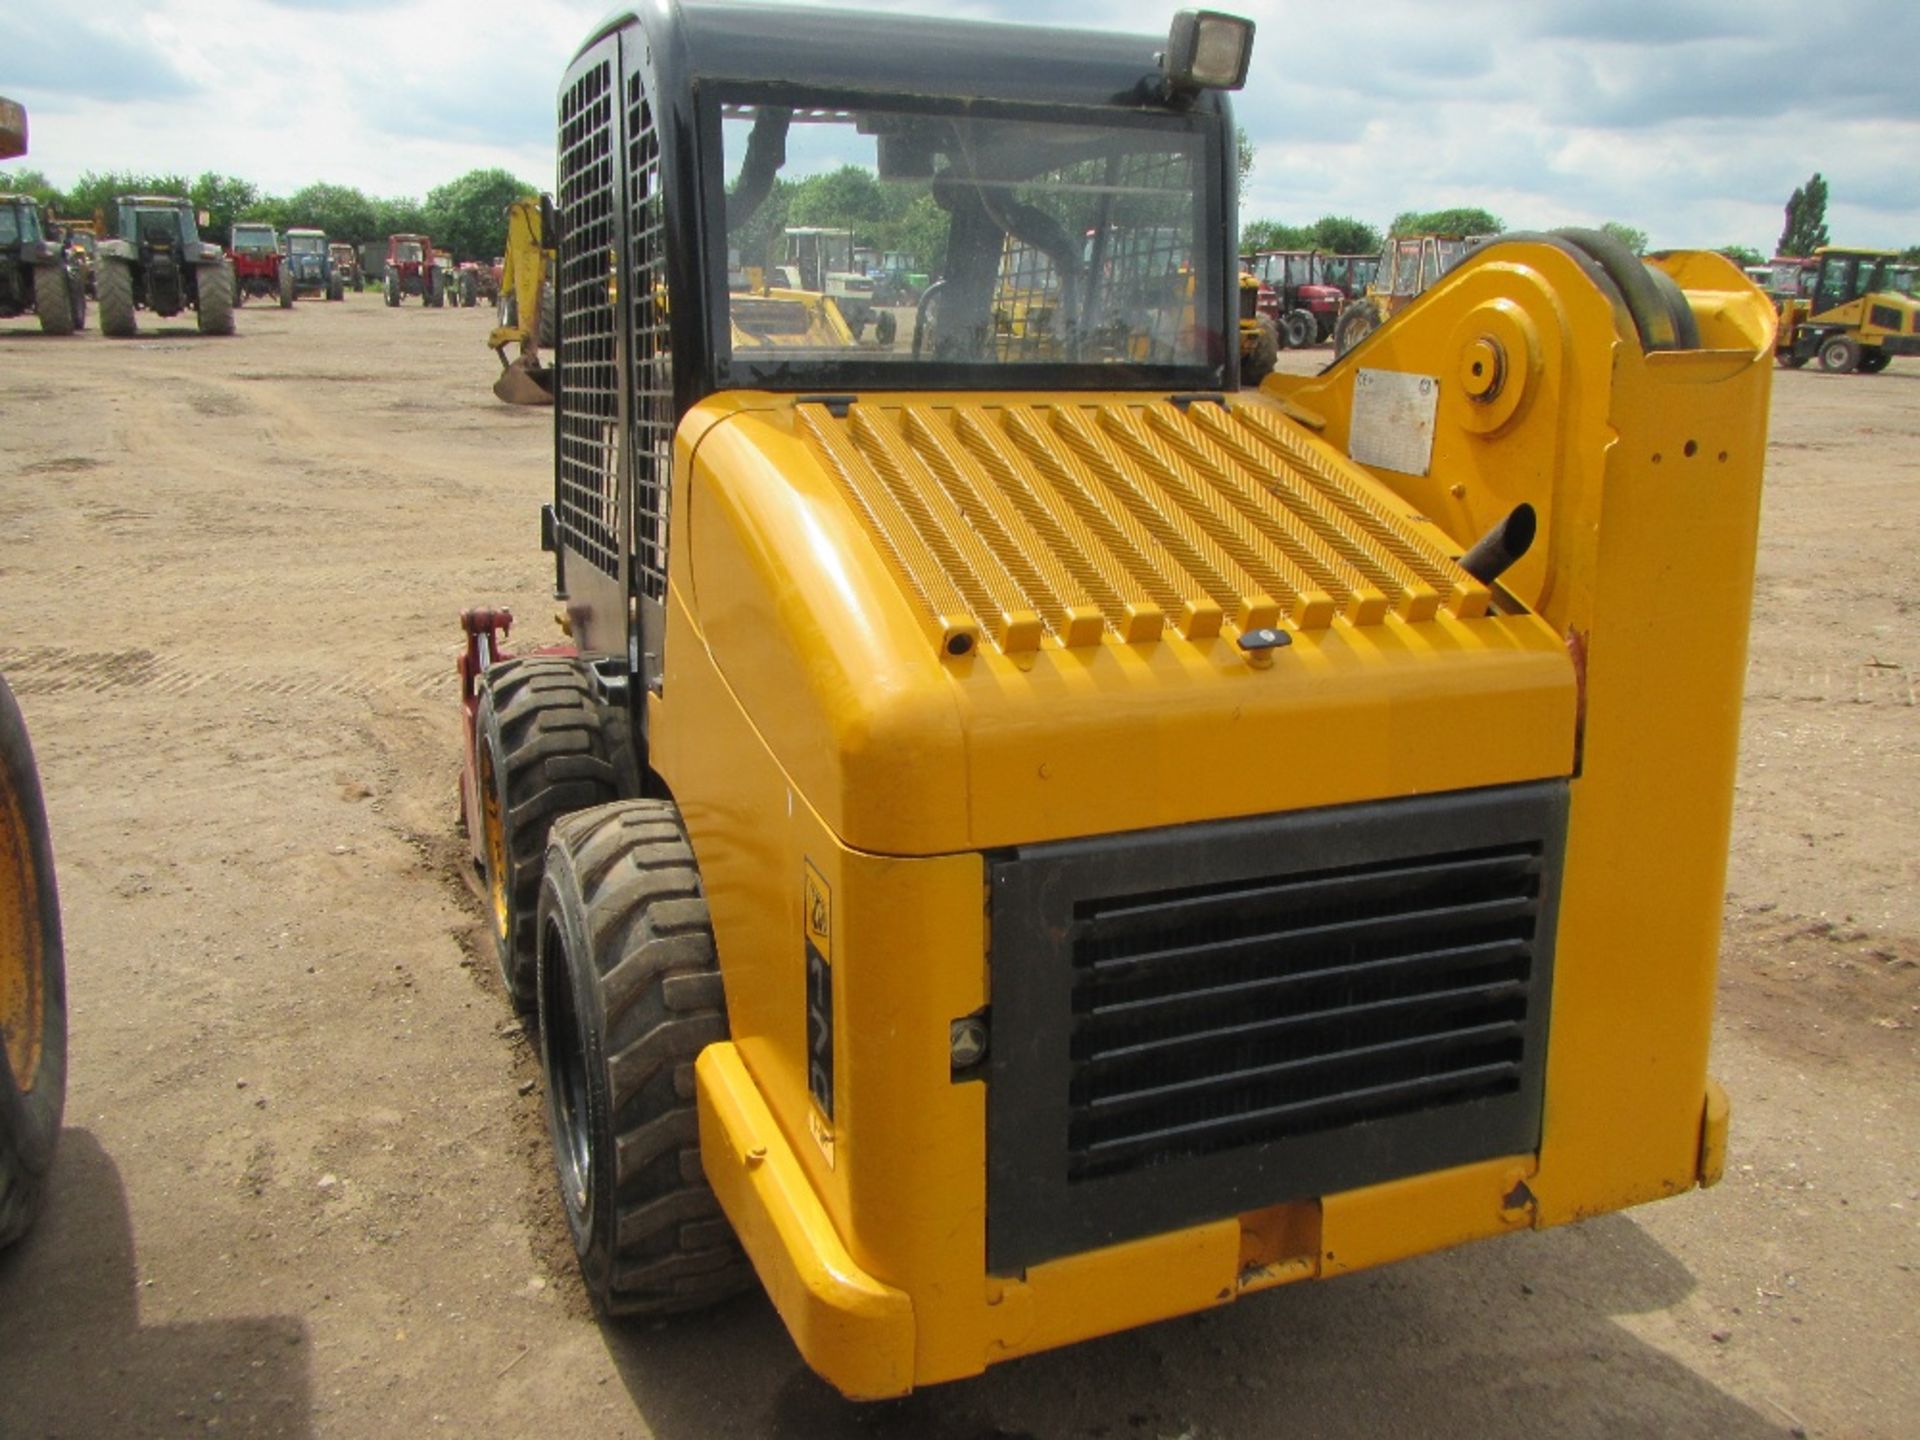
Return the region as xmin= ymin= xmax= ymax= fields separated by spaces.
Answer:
xmin=0 ymin=165 xmax=537 ymax=262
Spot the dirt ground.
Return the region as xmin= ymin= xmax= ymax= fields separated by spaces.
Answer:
xmin=0 ymin=296 xmax=1913 ymax=1440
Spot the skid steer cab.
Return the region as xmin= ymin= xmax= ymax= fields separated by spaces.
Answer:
xmin=457 ymin=0 xmax=1773 ymax=1400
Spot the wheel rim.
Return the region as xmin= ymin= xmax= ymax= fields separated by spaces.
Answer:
xmin=542 ymin=916 xmax=594 ymax=1221
xmin=478 ymin=740 xmax=510 ymax=944
xmin=0 ymin=772 xmax=45 ymax=1091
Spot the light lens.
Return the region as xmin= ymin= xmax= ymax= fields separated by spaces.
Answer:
xmin=1191 ymin=16 xmax=1252 ymax=88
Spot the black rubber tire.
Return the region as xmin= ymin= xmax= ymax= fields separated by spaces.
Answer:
xmin=0 ymin=673 xmax=68 ymax=1252
xmin=1242 ymin=316 xmax=1278 ymax=384
xmin=1333 ymin=299 xmax=1378 ymax=358
xmin=196 ymin=263 xmax=235 ymax=336
xmin=1552 ymin=228 xmax=1699 ymax=352
xmin=1819 ymin=335 xmax=1860 ymax=373
xmin=476 ymin=658 xmax=627 ymax=1011
xmin=1282 ymin=308 xmax=1315 ymax=351
xmin=96 ymin=259 xmax=136 ymax=337
xmin=32 ymin=264 xmax=75 ymax=336
xmin=428 ymin=270 xmax=445 ymax=308
xmin=1858 ymin=349 xmax=1891 ymax=374
xmin=384 ymin=275 xmax=400 ymax=307
xmin=327 ymin=275 xmax=343 ymax=302
xmin=1778 ymin=349 xmax=1810 ymax=369
xmin=535 ymin=801 xmax=753 ymax=1316
xmin=874 ymin=309 xmax=898 ymax=346
xmin=277 ymin=264 xmax=294 ymax=309
xmin=460 ymin=272 xmax=478 ymax=307
xmin=67 ymin=264 xmax=87 ymax=331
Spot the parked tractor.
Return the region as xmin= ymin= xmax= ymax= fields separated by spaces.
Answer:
xmin=1238 ymin=266 xmax=1279 ymax=380
xmin=52 ymin=218 xmax=97 ymax=298
xmin=0 ymin=193 xmax=86 ymax=334
xmin=329 ymin=242 xmax=363 ymax=292
xmin=454 ymin=1 xmax=1771 ymax=1402
xmin=383 ymin=233 xmax=447 ymax=306
xmin=1248 ymin=248 xmax=1344 ymax=347
xmin=1322 ymin=251 xmax=1377 ymax=300
xmin=1774 ymin=246 xmax=1920 ymax=373
xmin=229 ymin=221 xmax=293 ymax=308
xmin=1333 ymin=231 xmax=1489 ymax=357
xmin=284 ymin=228 xmax=343 ymax=301
xmin=455 ymin=260 xmax=484 ymax=307
xmin=98 ymin=195 xmax=234 ymax=336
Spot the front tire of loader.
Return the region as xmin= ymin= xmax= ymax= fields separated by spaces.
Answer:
xmin=535 ymin=801 xmax=754 ymax=1317
xmin=1242 ymin=316 xmax=1278 ymax=384
xmin=1818 ymin=335 xmax=1860 ymax=373
xmin=1333 ymin=299 xmax=1377 ymax=359
xmin=196 ymin=263 xmax=235 ymax=336
xmin=476 ymin=658 xmax=626 ymax=1011
xmin=0 ymin=673 xmax=68 ymax=1251
xmin=33 ymin=264 xmax=76 ymax=336
xmin=97 ymin=259 xmax=136 ymax=338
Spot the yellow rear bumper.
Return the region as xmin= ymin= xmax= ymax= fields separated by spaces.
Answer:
xmin=695 ymin=1043 xmax=915 ymax=1399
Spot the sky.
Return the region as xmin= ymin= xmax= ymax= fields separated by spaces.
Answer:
xmin=4 ymin=0 xmax=1919 ymax=252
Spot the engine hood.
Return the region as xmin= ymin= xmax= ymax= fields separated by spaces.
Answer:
xmin=681 ymin=391 xmax=1576 ymax=856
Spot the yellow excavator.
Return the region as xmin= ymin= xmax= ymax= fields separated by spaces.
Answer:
xmin=488 ymin=196 xmax=556 ymax=405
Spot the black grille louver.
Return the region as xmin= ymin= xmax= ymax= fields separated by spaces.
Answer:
xmin=986 ymin=782 xmax=1567 ymax=1273
xmin=1067 ymin=843 xmax=1543 ymax=1182
xmin=1870 ymin=303 xmax=1902 ymax=332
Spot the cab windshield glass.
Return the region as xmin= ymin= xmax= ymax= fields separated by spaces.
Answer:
xmin=717 ymin=97 xmax=1225 ymax=389
xmin=289 ymin=234 xmax=325 ymax=254
xmin=233 ymin=226 xmax=274 ymax=250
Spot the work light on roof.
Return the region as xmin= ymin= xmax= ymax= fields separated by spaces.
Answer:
xmin=1162 ymin=10 xmax=1255 ymax=93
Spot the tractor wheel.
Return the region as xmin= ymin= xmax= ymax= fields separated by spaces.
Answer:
xmin=327 ymin=275 xmax=343 ymax=302
xmin=67 ymin=266 xmax=87 ymax=331
xmin=475 ymin=659 xmax=627 ymax=1011
xmin=1282 ymin=309 xmax=1316 ymax=350
xmin=32 ymin=264 xmax=76 ymax=337
xmin=196 ymin=262 xmax=236 ymax=336
xmin=1818 ymin=335 xmax=1860 ymax=373
xmin=277 ymin=265 xmax=294 ymax=309
xmin=0 ymin=673 xmax=68 ymax=1252
xmin=460 ymin=272 xmax=477 ymax=307
xmin=428 ymin=271 xmax=446 ymax=308
xmin=1858 ymin=349 xmax=1892 ymax=374
xmin=97 ymin=259 xmax=137 ymax=338
xmin=1777 ymin=349 xmax=1809 ymax=369
xmin=535 ymin=800 xmax=754 ymax=1316
xmin=384 ymin=275 xmax=399 ymax=307
xmin=1242 ymin=316 xmax=1279 ymax=384
xmin=1333 ymin=300 xmax=1378 ymax=359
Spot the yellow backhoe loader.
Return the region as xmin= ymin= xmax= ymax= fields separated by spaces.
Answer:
xmin=455 ymin=4 xmax=1772 ymax=1399
xmin=488 ymin=196 xmax=557 ymax=405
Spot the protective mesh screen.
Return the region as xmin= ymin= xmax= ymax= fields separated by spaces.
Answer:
xmin=626 ymin=71 xmax=670 ymax=603
xmin=556 ymin=56 xmax=621 ymax=578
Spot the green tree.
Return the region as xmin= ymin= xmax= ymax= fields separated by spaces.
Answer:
xmin=1389 ymin=206 xmax=1503 ymax=237
xmin=1600 ymin=221 xmax=1648 ymax=254
xmin=422 ymin=168 xmax=539 ymax=260
xmin=1310 ymin=215 xmax=1380 ymax=255
xmin=1237 ymin=127 xmax=1256 ymax=191
xmin=63 ymin=170 xmax=191 ymax=229
xmin=0 ymin=168 xmax=62 ymax=209
xmin=189 ymin=173 xmax=260 ymax=245
xmin=787 ymin=165 xmax=896 ymax=237
xmin=877 ymin=190 xmax=948 ymax=276
xmin=372 ymin=195 xmax=429 ymax=243
xmin=1240 ymin=218 xmax=1312 ymax=254
xmin=1717 ymin=244 xmax=1766 ymax=268
xmin=1901 ymin=245 xmax=1920 ymax=265
xmin=280 ymin=182 xmax=378 ymax=247
xmin=1776 ymin=172 xmax=1829 ymax=257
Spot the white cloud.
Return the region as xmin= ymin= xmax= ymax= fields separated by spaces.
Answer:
xmin=5 ymin=0 xmax=1917 ymax=250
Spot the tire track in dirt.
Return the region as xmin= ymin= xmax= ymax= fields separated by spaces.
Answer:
xmin=0 ymin=644 xmax=458 ymax=702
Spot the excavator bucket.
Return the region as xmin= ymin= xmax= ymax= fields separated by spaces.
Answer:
xmin=493 ymin=355 xmax=553 ymax=406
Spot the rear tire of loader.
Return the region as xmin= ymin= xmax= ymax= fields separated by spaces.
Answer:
xmin=0 ymin=673 xmax=68 ymax=1252
xmin=97 ymin=259 xmax=136 ymax=338
xmin=1858 ymin=349 xmax=1891 ymax=374
xmin=196 ymin=263 xmax=235 ymax=336
xmin=33 ymin=264 xmax=76 ymax=336
xmin=476 ymin=659 xmax=627 ymax=1012
xmin=535 ymin=801 xmax=754 ymax=1317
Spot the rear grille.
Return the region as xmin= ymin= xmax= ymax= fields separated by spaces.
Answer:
xmin=986 ymin=781 xmax=1566 ymax=1273
xmin=1068 ymin=845 xmax=1541 ymax=1182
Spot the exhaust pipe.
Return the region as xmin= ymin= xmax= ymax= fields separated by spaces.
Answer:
xmin=1459 ymin=503 xmax=1536 ymax=585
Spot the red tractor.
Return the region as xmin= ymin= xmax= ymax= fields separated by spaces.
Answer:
xmin=229 ymin=221 xmax=293 ymax=307
xmin=1246 ymin=248 xmax=1345 ymax=347
xmin=382 ymin=232 xmax=448 ymax=307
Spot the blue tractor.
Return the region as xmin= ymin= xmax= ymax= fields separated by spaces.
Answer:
xmin=284 ymin=227 xmax=343 ymax=302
